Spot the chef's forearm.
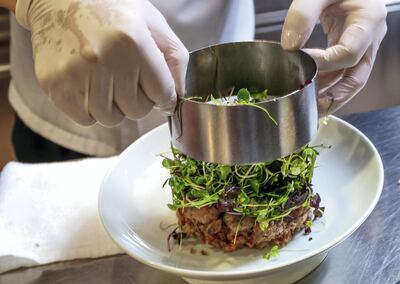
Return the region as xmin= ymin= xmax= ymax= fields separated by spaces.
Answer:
xmin=0 ymin=0 xmax=16 ymax=12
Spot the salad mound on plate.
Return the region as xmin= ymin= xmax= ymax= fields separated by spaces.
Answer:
xmin=162 ymin=145 xmax=325 ymax=253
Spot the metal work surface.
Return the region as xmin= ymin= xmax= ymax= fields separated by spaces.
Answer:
xmin=1 ymin=106 xmax=399 ymax=284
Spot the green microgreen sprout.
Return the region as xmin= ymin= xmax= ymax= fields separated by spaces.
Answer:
xmin=234 ymin=88 xmax=277 ymax=125
xmin=263 ymin=245 xmax=279 ymax=260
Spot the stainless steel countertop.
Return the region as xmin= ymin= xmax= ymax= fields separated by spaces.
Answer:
xmin=1 ymin=107 xmax=399 ymax=284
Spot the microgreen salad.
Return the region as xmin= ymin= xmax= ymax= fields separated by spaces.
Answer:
xmin=162 ymin=145 xmax=324 ymax=231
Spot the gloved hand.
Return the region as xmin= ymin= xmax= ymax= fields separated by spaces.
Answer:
xmin=281 ymin=0 xmax=387 ymax=116
xmin=16 ymin=0 xmax=189 ymax=126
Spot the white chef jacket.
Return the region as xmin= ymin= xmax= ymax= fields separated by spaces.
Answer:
xmin=8 ymin=0 xmax=255 ymax=156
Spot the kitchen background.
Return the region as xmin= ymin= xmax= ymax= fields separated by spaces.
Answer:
xmin=1 ymin=0 xmax=399 ymax=169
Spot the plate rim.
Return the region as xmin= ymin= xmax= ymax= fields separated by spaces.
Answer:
xmin=98 ymin=116 xmax=384 ymax=280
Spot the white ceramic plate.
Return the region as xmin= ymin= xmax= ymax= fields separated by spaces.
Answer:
xmin=99 ymin=116 xmax=383 ymax=282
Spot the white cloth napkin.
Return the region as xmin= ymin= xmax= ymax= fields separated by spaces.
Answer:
xmin=0 ymin=158 xmax=123 ymax=274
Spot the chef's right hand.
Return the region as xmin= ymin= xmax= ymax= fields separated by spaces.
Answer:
xmin=281 ymin=0 xmax=387 ymax=116
xmin=16 ymin=0 xmax=189 ymax=126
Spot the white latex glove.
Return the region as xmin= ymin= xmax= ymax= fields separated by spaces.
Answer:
xmin=16 ymin=0 xmax=189 ymax=126
xmin=281 ymin=0 xmax=387 ymax=116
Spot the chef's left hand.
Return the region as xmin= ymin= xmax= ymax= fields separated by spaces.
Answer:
xmin=281 ymin=0 xmax=387 ymax=116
